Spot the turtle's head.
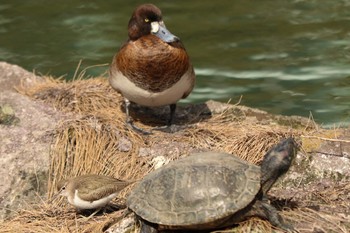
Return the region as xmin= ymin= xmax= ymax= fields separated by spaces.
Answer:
xmin=260 ymin=137 xmax=298 ymax=196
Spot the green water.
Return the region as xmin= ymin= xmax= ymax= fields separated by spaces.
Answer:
xmin=1 ymin=0 xmax=350 ymax=126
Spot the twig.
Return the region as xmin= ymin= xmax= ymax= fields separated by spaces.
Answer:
xmin=234 ymin=95 xmax=243 ymax=106
xmin=301 ymin=135 xmax=350 ymax=143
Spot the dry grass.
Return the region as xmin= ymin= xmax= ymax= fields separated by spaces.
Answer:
xmin=284 ymin=208 xmax=350 ymax=233
xmin=2 ymin=76 xmax=349 ymax=233
xmin=2 ymin=202 xmax=126 ymax=233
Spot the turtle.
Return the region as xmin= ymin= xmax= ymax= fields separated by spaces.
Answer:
xmin=126 ymin=137 xmax=297 ymax=232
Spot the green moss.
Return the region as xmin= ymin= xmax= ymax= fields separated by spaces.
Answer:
xmin=0 ymin=104 xmax=20 ymax=125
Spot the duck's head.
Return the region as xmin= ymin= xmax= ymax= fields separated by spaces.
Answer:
xmin=127 ymin=4 xmax=179 ymax=43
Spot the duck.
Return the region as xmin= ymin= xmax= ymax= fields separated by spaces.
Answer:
xmin=109 ymin=4 xmax=195 ymax=134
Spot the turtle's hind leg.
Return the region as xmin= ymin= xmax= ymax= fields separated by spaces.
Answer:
xmin=139 ymin=219 xmax=158 ymax=233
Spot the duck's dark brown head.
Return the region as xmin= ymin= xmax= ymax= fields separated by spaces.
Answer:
xmin=127 ymin=4 xmax=178 ymax=42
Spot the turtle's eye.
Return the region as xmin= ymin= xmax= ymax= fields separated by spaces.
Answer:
xmin=144 ymin=18 xmax=149 ymax=23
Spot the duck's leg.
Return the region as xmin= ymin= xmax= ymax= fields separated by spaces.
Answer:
xmin=152 ymin=103 xmax=185 ymax=133
xmin=124 ymin=98 xmax=133 ymax=126
xmin=124 ymin=101 xmax=184 ymax=134
xmin=124 ymin=98 xmax=151 ymax=135
xmin=79 ymin=208 xmax=102 ymax=221
xmin=167 ymin=103 xmax=176 ymax=126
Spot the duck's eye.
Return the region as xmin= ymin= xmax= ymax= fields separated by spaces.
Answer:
xmin=144 ymin=18 xmax=149 ymax=23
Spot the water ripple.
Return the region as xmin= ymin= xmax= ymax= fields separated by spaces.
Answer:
xmin=195 ymin=66 xmax=350 ymax=81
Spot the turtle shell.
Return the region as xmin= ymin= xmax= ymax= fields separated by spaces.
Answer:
xmin=127 ymin=152 xmax=261 ymax=227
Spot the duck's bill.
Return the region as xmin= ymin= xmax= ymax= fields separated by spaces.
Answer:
xmin=151 ymin=21 xmax=179 ymax=43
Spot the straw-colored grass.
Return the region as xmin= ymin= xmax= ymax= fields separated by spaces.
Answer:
xmin=2 ymin=75 xmax=348 ymax=233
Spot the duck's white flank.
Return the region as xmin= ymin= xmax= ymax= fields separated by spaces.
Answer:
xmin=109 ymin=67 xmax=193 ymax=107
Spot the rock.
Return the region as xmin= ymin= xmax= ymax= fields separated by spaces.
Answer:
xmin=0 ymin=62 xmax=64 ymax=220
xmin=105 ymin=215 xmax=135 ymax=233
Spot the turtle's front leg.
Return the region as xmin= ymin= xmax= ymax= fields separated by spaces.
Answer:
xmin=248 ymin=200 xmax=296 ymax=232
